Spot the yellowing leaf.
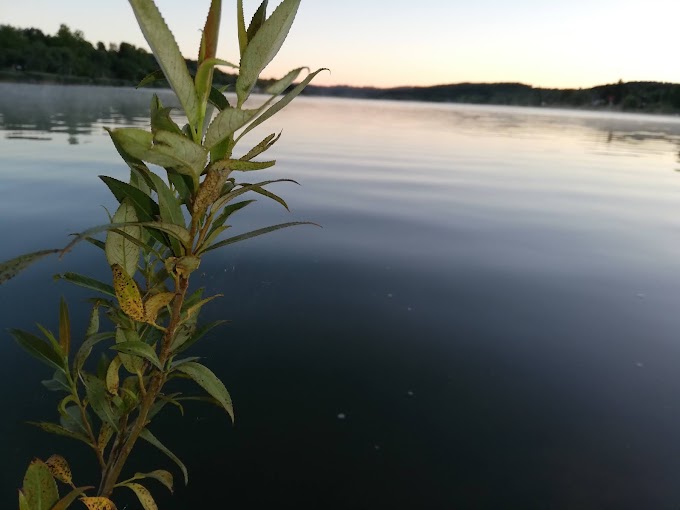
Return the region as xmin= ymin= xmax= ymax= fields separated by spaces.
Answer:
xmin=45 ymin=454 xmax=74 ymax=487
xmin=144 ymin=292 xmax=175 ymax=324
xmin=120 ymin=482 xmax=158 ymax=510
xmin=106 ymin=356 xmax=122 ymax=395
xmin=80 ymin=496 xmax=118 ymax=510
xmin=22 ymin=459 xmax=59 ymax=510
xmin=112 ymin=264 xmax=145 ymax=322
xmin=98 ymin=423 xmax=114 ymax=454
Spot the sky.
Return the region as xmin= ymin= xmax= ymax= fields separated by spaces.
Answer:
xmin=2 ymin=0 xmax=679 ymax=89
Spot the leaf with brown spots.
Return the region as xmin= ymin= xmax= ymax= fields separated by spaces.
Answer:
xmin=112 ymin=264 xmax=145 ymax=321
xmin=80 ymin=496 xmax=118 ymax=510
xmin=120 ymin=482 xmax=158 ymax=510
xmin=0 ymin=249 xmax=58 ymax=285
xmin=45 ymin=454 xmax=74 ymax=487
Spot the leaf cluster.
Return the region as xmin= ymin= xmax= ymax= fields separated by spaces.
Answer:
xmin=4 ymin=1 xmax=325 ymax=509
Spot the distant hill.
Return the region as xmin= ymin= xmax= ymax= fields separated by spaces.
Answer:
xmin=2 ymin=23 xmax=680 ymax=114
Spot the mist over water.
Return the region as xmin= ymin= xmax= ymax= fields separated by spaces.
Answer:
xmin=3 ymin=83 xmax=680 ymax=509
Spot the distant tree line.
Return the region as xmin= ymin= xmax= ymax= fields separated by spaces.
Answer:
xmin=0 ymin=24 xmax=238 ymax=87
xmin=2 ymin=24 xmax=680 ymax=113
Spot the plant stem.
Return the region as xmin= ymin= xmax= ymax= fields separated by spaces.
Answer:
xmin=97 ymin=276 xmax=190 ymax=497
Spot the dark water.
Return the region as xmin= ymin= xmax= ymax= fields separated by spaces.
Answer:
xmin=3 ymin=83 xmax=680 ymax=509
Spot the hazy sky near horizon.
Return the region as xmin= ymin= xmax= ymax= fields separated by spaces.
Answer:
xmin=2 ymin=0 xmax=679 ymax=89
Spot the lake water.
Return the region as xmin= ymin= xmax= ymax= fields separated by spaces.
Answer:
xmin=2 ymin=83 xmax=680 ymax=509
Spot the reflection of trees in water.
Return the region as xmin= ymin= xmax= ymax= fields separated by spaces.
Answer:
xmin=0 ymin=83 xmax=178 ymax=144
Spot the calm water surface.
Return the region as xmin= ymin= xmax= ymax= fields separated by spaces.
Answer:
xmin=3 ymin=83 xmax=680 ymax=509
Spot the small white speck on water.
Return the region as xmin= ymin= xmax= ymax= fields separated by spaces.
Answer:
xmin=407 ymin=306 xmax=413 ymax=312
xmin=337 ymin=413 xmax=346 ymax=420
xmin=636 ymin=293 xmax=646 ymax=300
xmin=374 ymin=444 xmax=381 ymax=451
xmin=635 ymin=361 xmax=644 ymax=368
xmin=407 ymin=390 xmax=414 ymax=397
xmin=387 ymin=293 xmax=393 ymax=298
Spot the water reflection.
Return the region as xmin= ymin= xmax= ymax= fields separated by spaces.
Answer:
xmin=0 ymin=83 xmax=178 ymax=144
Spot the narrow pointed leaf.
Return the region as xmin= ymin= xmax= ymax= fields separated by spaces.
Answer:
xmin=211 ymin=178 xmax=297 ymax=212
xmin=98 ymin=423 xmax=114 ymax=454
xmin=22 ymin=459 xmax=59 ymax=510
xmin=11 ymin=329 xmax=65 ymax=372
xmin=27 ymin=422 xmax=90 ymax=445
xmin=265 ymin=67 xmax=305 ymax=95
xmin=106 ymin=199 xmax=141 ymax=278
xmin=51 ymin=487 xmax=93 ymax=510
xmin=74 ymin=332 xmax=114 ymax=377
xmin=201 ymin=222 xmax=317 ymax=254
xmin=236 ymin=0 xmax=301 ymax=105
xmin=111 ymin=341 xmax=162 ymax=370
xmin=174 ymin=362 xmax=234 ymax=422
xmin=210 ymin=200 xmax=255 ymax=233
xmin=59 ymin=297 xmax=71 ymax=354
xmin=200 ymin=0 xmax=221 ymax=63
xmin=237 ymin=0 xmax=247 ymax=57
xmin=128 ymin=0 xmax=200 ymax=129
xmin=239 ymin=68 xmax=327 ymax=139
xmin=100 ymin=175 xmax=159 ymax=221
xmin=209 ymin=86 xmax=231 ymax=111
xmin=210 ymin=159 xmax=276 ymax=172
xmin=42 ymin=370 xmax=71 ymax=393
xmin=0 ymin=249 xmax=59 ymax=285
xmin=55 ymin=273 xmax=116 ymax=298
xmin=247 ymin=0 xmax=269 ymax=41
xmin=140 ymin=429 xmax=189 ymax=485
xmin=204 ymin=108 xmax=259 ymax=149
xmin=128 ymin=471 xmax=173 ymax=493
xmin=173 ymin=320 xmax=229 ymax=354
xmin=137 ymin=69 xmax=165 ymax=89
xmin=83 ymin=374 xmax=119 ymax=431
xmin=144 ymin=292 xmax=175 ymax=324
xmin=240 ymin=132 xmax=280 ymax=161
xmin=106 ymin=356 xmax=122 ymax=395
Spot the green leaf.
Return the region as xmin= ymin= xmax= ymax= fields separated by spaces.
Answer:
xmin=119 ymin=482 xmax=158 ymax=510
xmin=174 ymin=362 xmax=234 ymax=422
xmin=209 ymin=200 xmax=255 ymax=239
xmin=204 ymin=108 xmax=259 ymax=150
xmin=210 ymin=159 xmax=276 ymax=172
xmin=107 ymin=128 xmax=208 ymax=182
xmin=237 ymin=0 xmax=247 ymax=57
xmin=201 ymin=222 xmax=318 ymax=254
xmin=247 ymin=184 xmax=290 ymax=210
xmin=240 ymin=132 xmax=280 ymax=161
xmin=140 ymin=429 xmax=189 ymax=485
xmin=27 ymin=422 xmax=90 ymax=445
xmin=208 ymin=86 xmax=231 ymax=111
xmin=55 ymin=273 xmax=115 ymax=298
xmin=21 ymin=459 xmax=59 ymax=510
xmin=0 ymin=249 xmax=59 ymax=285
xmin=145 ymin=172 xmax=185 ymax=255
xmin=150 ymin=96 xmax=183 ymax=136
xmin=196 ymin=58 xmax=238 ymax=107
xmin=51 ymin=487 xmax=94 ymax=510
xmin=137 ymin=69 xmax=165 ymax=88
xmin=236 ymin=0 xmax=301 ymax=106
xmin=106 ymin=199 xmax=141 ymax=278
xmin=42 ymin=370 xmax=71 ymax=393
xmin=83 ymin=374 xmax=120 ymax=431
xmin=239 ymin=67 xmax=327 ymax=140
xmin=62 ymin=221 xmax=191 ymax=256
xmin=247 ymin=1 xmax=269 ymax=41
xmin=100 ymin=175 xmax=159 ymax=221
xmin=265 ymin=66 xmax=305 ymax=95
xmin=59 ymin=405 xmax=92 ymax=439
xmin=111 ymin=341 xmax=162 ymax=370
xmin=128 ymin=0 xmax=200 ymax=131
xmin=74 ymin=332 xmax=114 ymax=377
xmin=115 ymin=328 xmax=145 ymax=375
xmin=10 ymin=329 xmax=65 ymax=372
xmin=211 ymin=178 xmax=297 ymax=213
xmin=173 ymin=320 xmax=229 ymax=354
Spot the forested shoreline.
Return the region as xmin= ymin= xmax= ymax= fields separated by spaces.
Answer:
xmin=3 ymin=23 xmax=680 ymax=113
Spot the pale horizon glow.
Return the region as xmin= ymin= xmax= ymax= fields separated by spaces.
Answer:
xmin=2 ymin=0 xmax=679 ymax=90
